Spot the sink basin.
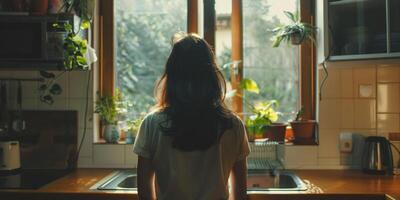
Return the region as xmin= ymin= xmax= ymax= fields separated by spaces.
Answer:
xmin=247 ymin=170 xmax=307 ymax=191
xmin=96 ymin=169 xmax=306 ymax=192
xmin=97 ymin=170 xmax=137 ymax=191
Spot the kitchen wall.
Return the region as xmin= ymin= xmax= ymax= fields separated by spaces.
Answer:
xmin=284 ymin=60 xmax=400 ymax=169
xmin=0 ymin=69 xmax=138 ymax=168
xmin=2 ymin=63 xmax=400 ymax=169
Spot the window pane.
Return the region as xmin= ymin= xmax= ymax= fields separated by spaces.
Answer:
xmin=115 ymin=0 xmax=187 ymax=118
xmin=215 ymin=0 xmax=233 ymax=109
xmin=243 ymin=0 xmax=300 ymax=123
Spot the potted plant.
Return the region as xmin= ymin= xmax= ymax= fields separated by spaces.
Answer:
xmin=245 ymin=100 xmax=286 ymax=143
xmin=237 ymin=78 xmax=287 ymax=143
xmin=290 ymin=106 xmax=317 ymax=143
xmin=125 ymin=115 xmax=144 ymax=144
xmin=271 ymin=11 xmax=317 ymax=47
xmin=95 ymin=90 xmax=124 ymax=143
xmin=52 ymin=0 xmax=97 ymax=70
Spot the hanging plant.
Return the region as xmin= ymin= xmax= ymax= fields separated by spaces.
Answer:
xmin=53 ymin=0 xmax=96 ymax=70
xmin=39 ymin=71 xmax=64 ymax=105
xmin=271 ymin=11 xmax=317 ymax=47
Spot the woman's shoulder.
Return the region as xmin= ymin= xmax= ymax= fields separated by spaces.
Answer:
xmin=143 ymin=109 xmax=165 ymax=121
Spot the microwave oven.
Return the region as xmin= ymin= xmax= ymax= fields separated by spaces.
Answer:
xmin=0 ymin=15 xmax=78 ymax=70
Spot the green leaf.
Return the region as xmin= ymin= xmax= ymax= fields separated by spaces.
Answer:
xmin=39 ymin=84 xmax=47 ymax=91
xmin=40 ymin=71 xmax=55 ymax=79
xmin=76 ymin=56 xmax=88 ymax=66
xmin=64 ymin=23 xmax=73 ymax=32
xmin=49 ymin=84 xmax=62 ymax=95
xmin=42 ymin=95 xmax=54 ymax=105
xmin=240 ymin=78 xmax=260 ymax=94
xmin=81 ymin=20 xmax=90 ymax=29
xmin=284 ymin=11 xmax=298 ymax=23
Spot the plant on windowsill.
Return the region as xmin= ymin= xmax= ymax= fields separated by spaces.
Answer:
xmin=124 ymin=114 xmax=145 ymax=144
xmin=290 ymin=106 xmax=317 ymax=144
xmin=228 ymin=78 xmax=287 ymax=143
xmin=271 ymin=11 xmax=317 ymax=47
xmin=95 ymin=90 xmax=125 ymax=143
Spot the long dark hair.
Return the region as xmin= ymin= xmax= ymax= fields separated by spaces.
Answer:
xmin=154 ymin=32 xmax=233 ymax=151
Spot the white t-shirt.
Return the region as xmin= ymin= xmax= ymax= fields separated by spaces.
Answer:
xmin=133 ymin=111 xmax=250 ymax=200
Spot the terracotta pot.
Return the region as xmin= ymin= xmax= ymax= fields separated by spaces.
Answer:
xmin=31 ymin=0 xmax=49 ymax=15
xmin=290 ymin=120 xmax=316 ymax=140
xmin=265 ymin=123 xmax=287 ymax=143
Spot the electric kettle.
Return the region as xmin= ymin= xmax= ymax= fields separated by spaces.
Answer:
xmin=361 ymin=136 xmax=393 ymax=175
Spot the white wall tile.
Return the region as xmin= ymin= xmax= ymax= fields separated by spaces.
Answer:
xmin=68 ymin=71 xmax=94 ymax=99
xmin=284 ymin=146 xmax=318 ymax=168
xmin=353 ymin=66 xmax=376 ymax=98
xmin=354 ymin=99 xmax=376 ymax=129
xmin=318 ymin=129 xmax=340 ymax=158
xmin=78 ymin=156 xmax=93 ymax=168
xmin=377 ymin=83 xmax=400 ymax=113
xmin=341 ymin=99 xmax=354 ymax=128
xmin=321 ymin=67 xmax=341 ymax=99
xmin=377 ymin=114 xmax=400 ymax=133
xmin=319 ymin=99 xmax=341 ymax=129
xmin=125 ymin=145 xmax=138 ymax=168
xmin=68 ymin=98 xmax=94 ymax=129
xmin=318 ymin=158 xmax=340 ymax=167
xmin=77 ymin=128 xmax=93 ymax=157
xmin=21 ymin=98 xmax=38 ymax=110
xmin=340 ymin=68 xmax=354 ymax=98
xmin=38 ymin=99 xmax=68 ymax=110
xmin=377 ymin=64 xmax=400 ymax=83
xmin=93 ymin=144 xmax=125 ymax=166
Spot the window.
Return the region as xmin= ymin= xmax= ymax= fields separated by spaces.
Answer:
xmin=99 ymin=0 xmax=316 ymax=139
xmin=115 ymin=0 xmax=187 ymax=119
xmin=242 ymin=0 xmax=300 ymax=122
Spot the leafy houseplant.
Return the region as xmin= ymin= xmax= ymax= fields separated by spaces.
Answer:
xmin=125 ymin=115 xmax=144 ymax=144
xmin=272 ymin=11 xmax=317 ymax=47
xmin=54 ymin=0 xmax=96 ymax=70
xmin=95 ymin=90 xmax=124 ymax=143
xmin=290 ymin=106 xmax=317 ymax=144
xmin=239 ymin=79 xmax=287 ymax=142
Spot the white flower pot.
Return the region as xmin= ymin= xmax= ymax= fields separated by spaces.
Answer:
xmin=103 ymin=124 xmax=120 ymax=143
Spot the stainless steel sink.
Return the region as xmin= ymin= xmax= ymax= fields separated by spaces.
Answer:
xmin=97 ymin=170 xmax=137 ymax=191
xmin=96 ymin=169 xmax=306 ymax=191
xmin=247 ymin=170 xmax=307 ymax=191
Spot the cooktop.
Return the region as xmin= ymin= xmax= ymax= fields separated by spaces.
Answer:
xmin=0 ymin=169 xmax=72 ymax=189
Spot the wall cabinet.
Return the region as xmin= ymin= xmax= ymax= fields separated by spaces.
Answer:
xmin=327 ymin=0 xmax=400 ymax=60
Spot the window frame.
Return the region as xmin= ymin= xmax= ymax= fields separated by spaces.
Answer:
xmin=98 ymin=0 xmax=316 ymax=143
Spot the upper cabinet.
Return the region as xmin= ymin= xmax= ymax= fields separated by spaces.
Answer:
xmin=327 ymin=0 xmax=400 ymax=60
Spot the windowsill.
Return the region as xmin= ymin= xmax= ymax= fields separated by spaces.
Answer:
xmin=94 ymin=139 xmax=134 ymax=145
xmin=93 ymin=139 xmax=318 ymax=145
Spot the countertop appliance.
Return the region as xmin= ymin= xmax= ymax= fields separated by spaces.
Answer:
xmin=361 ymin=136 xmax=393 ymax=175
xmin=0 ymin=141 xmax=21 ymax=171
xmin=0 ymin=111 xmax=77 ymax=189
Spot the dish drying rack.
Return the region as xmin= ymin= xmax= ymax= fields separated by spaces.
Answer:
xmin=247 ymin=140 xmax=284 ymax=170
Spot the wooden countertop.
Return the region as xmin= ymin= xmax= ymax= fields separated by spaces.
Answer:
xmin=0 ymin=169 xmax=399 ymax=200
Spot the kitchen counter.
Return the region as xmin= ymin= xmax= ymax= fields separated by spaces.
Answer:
xmin=0 ymin=169 xmax=399 ymax=200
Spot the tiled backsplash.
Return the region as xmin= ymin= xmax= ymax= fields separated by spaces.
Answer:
xmin=316 ymin=61 xmax=400 ymax=169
